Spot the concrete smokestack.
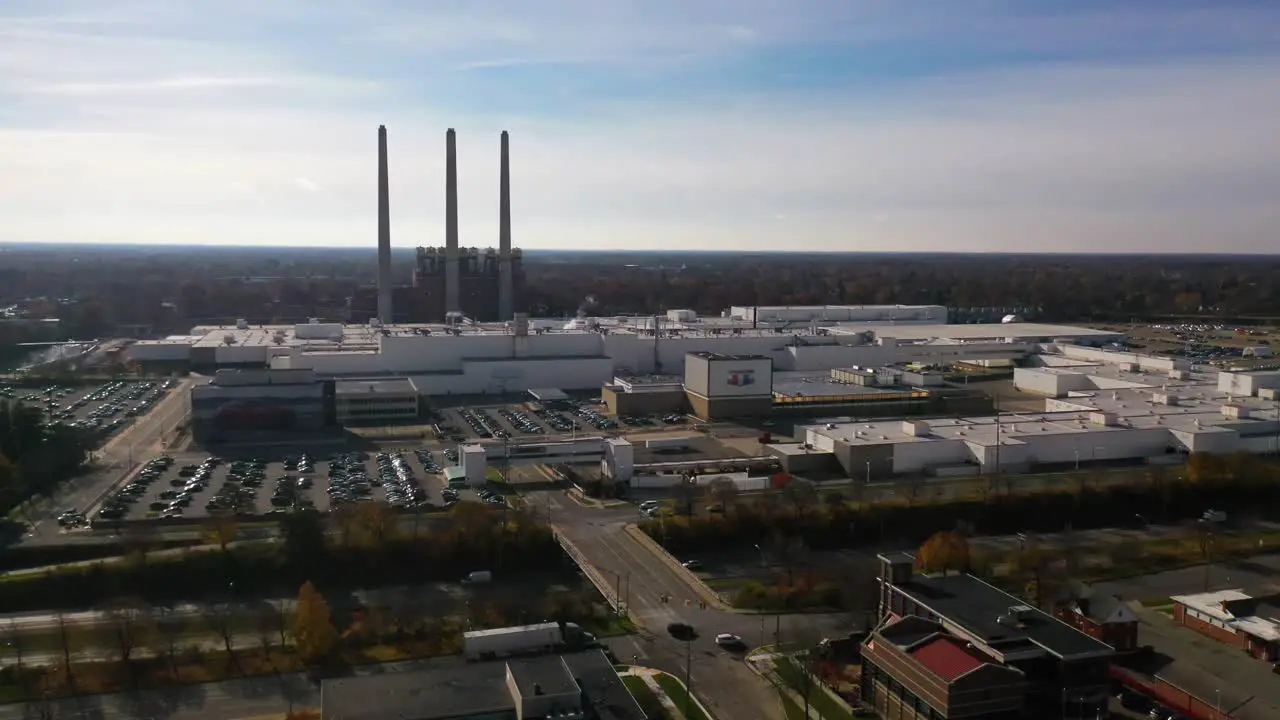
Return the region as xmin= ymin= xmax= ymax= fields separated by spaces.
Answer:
xmin=445 ymin=128 xmax=461 ymax=314
xmin=377 ymin=125 xmax=393 ymax=324
xmin=498 ymin=131 xmax=513 ymax=320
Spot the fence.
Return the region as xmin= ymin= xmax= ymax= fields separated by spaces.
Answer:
xmin=553 ymin=528 xmax=623 ymax=615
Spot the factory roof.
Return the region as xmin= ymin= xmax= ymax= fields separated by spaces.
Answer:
xmin=334 ymin=378 xmax=417 ymax=395
xmin=772 ymin=373 xmax=922 ymax=401
xmin=687 ymin=351 xmax=771 ymax=361
xmin=833 ymin=322 xmax=1121 ymax=342
xmin=1171 ymin=590 xmax=1280 ymax=642
xmin=892 ymin=572 xmax=1113 ymax=660
xmin=527 ymin=388 xmax=568 ymax=401
xmin=319 ymin=650 xmax=641 ymax=720
xmin=179 ymin=318 xmax=1121 ymax=348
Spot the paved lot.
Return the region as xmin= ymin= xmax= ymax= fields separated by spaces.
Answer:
xmin=4 ymin=379 xmax=176 ymax=442
xmin=104 ymin=447 xmax=486 ymax=521
xmin=1093 ymin=552 xmax=1280 ymax=601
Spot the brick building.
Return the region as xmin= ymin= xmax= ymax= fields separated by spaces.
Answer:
xmin=1171 ymin=589 xmax=1280 ymax=662
xmin=1053 ymin=593 xmax=1140 ymax=652
xmin=862 ymin=615 xmax=1026 ymax=719
xmin=867 ymin=552 xmax=1114 ymax=719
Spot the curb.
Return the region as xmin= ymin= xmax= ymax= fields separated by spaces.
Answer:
xmin=623 ymin=524 xmax=732 ymax=611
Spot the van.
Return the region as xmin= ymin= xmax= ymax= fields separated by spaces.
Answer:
xmin=639 ymin=500 xmax=659 ymax=510
xmin=464 ymin=570 xmax=492 ymax=584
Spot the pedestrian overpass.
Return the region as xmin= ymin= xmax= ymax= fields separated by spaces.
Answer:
xmin=456 ymin=436 xmax=634 ymax=487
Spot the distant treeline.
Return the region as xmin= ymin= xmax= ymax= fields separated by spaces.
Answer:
xmin=3 ymin=247 xmax=1280 ymax=333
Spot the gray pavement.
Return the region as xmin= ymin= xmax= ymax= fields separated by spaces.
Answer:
xmin=541 ymin=490 xmax=837 ymax=720
xmin=18 ymin=379 xmax=191 ymax=544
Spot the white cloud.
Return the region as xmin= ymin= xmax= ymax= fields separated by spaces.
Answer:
xmin=1 ymin=2 xmax=1279 ymax=252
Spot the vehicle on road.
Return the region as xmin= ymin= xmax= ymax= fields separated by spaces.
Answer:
xmin=715 ymin=633 xmax=745 ymax=649
xmin=681 ymin=560 xmax=703 ymax=570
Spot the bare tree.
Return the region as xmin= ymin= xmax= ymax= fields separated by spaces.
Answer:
xmin=707 ymin=476 xmax=739 ymax=515
xmin=672 ymin=476 xmax=702 ymax=517
xmin=54 ymin=612 xmax=76 ymax=691
xmin=782 ymin=478 xmax=819 ymax=518
xmin=387 ymin=587 xmax=423 ymax=641
xmin=154 ymin=607 xmax=186 ymax=680
xmin=208 ymin=602 xmax=244 ymax=675
xmin=103 ymin=598 xmax=153 ymax=673
xmin=251 ymin=602 xmax=279 ymax=657
xmin=3 ymin=619 xmax=26 ymax=672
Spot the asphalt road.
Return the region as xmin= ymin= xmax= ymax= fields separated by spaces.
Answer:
xmin=541 ymin=491 xmax=845 ymax=720
xmin=19 ymin=379 xmax=191 ymax=545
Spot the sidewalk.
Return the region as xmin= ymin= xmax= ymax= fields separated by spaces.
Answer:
xmin=620 ymin=666 xmax=716 ymax=719
xmin=745 ymin=649 xmax=857 ymax=720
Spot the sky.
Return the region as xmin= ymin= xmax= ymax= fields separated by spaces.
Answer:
xmin=2 ymin=1 xmax=1279 ymax=253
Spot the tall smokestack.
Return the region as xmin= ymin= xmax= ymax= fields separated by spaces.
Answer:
xmin=445 ymin=128 xmax=461 ymax=315
xmin=498 ymin=131 xmax=513 ymax=320
xmin=377 ymin=125 xmax=393 ymax=324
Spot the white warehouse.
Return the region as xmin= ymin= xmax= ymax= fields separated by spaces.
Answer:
xmin=127 ymin=309 xmax=1123 ymax=398
xmin=803 ymin=359 xmax=1280 ymax=481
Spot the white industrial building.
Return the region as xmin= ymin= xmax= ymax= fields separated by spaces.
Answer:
xmin=800 ymin=355 xmax=1280 ymax=480
xmin=127 ymin=308 xmax=1123 ymax=398
xmin=334 ymin=378 xmax=420 ymax=425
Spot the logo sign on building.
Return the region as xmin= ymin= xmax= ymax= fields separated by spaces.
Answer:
xmin=727 ymin=370 xmax=755 ymax=387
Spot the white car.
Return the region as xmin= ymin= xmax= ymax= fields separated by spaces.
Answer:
xmin=715 ymin=633 xmax=744 ymax=648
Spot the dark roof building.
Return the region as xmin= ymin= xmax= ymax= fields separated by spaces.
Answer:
xmin=869 ymin=552 xmax=1114 ymax=719
xmin=320 ymin=649 xmax=643 ymax=720
xmin=862 ymin=615 xmax=1026 ymax=719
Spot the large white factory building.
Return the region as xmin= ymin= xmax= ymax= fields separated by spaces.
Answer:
xmin=128 ymin=305 xmax=1123 ymax=397
xmin=795 ymin=351 xmax=1280 ymax=480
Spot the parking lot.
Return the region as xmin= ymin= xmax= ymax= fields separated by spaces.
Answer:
xmin=0 ymin=378 xmax=176 ymax=446
xmin=91 ymin=446 xmax=499 ymax=523
xmin=433 ymin=400 xmax=688 ymax=442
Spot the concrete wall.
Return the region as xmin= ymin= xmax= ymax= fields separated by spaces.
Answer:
xmin=1218 ymin=370 xmax=1280 ymax=397
xmin=214 ymin=344 xmax=269 ymax=365
xmin=602 ymin=386 xmax=687 ymax=416
xmin=127 ymin=342 xmax=193 ymax=362
xmin=892 ymin=438 xmax=971 ymax=474
xmin=1059 ymin=344 xmax=1190 ymax=372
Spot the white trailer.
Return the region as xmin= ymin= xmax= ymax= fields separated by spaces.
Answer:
xmin=463 ymin=622 xmax=564 ymax=661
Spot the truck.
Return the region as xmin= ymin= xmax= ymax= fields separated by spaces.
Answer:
xmin=462 ymin=622 xmax=599 ymax=661
xmin=464 ymin=623 xmax=564 ymax=661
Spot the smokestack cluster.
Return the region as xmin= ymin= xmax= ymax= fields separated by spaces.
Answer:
xmin=498 ymin=130 xmax=514 ymax=320
xmin=376 ymin=126 xmax=515 ymax=322
xmin=376 ymin=125 xmax=393 ymax=324
xmin=444 ymin=128 xmax=461 ymax=315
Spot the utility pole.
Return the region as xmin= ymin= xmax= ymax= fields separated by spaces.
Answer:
xmin=684 ymin=638 xmax=694 ymax=717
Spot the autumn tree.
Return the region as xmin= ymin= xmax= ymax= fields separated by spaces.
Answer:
xmin=1186 ymin=452 xmax=1225 ymax=484
xmin=915 ymin=531 xmax=971 ymax=575
xmin=203 ymin=510 xmax=239 ymax=553
xmin=355 ymin=501 xmax=399 ymax=548
xmin=292 ymin=581 xmax=338 ymax=665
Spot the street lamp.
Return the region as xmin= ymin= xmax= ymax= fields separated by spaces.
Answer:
xmin=754 ymin=544 xmax=767 ymax=568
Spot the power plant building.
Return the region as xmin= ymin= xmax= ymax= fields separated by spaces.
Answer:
xmin=351 ymin=126 xmax=523 ymax=324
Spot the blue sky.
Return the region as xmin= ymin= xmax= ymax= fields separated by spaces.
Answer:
xmin=2 ymin=0 xmax=1279 ymax=252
